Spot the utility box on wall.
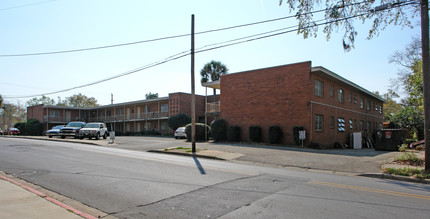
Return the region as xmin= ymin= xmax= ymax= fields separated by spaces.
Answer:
xmin=374 ymin=129 xmax=404 ymax=151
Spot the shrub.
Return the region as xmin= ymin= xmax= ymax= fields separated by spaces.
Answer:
xmin=268 ymin=126 xmax=283 ymax=144
xmin=14 ymin=122 xmax=27 ymax=135
xmin=398 ymin=144 xmax=408 ymax=152
xmin=249 ymin=126 xmax=262 ymax=142
xmin=228 ymin=126 xmax=241 ymax=142
xmin=416 ymin=145 xmax=425 ymax=151
xmin=26 ymin=119 xmax=44 ymax=136
xmin=394 ymin=152 xmax=424 ymax=166
xmin=168 ymin=114 xmax=191 ymax=132
xmin=185 ymin=123 xmax=211 ymax=142
xmin=210 ymin=119 xmax=228 ymax=142
xmin=293 ymin=126 xmax=305 ymax=146
xmin=309 ymin=142 xmax=320 ymax=149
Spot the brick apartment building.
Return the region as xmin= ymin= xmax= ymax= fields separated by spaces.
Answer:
xmin=27 ymin=92 xmax=208 ymax=134
xmin=27 ymin=61 xmax=384 ymax=148
xmin=203 ymin=61 xmax=385 ymax=148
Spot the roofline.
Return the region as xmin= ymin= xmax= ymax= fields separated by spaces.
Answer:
xmin=311 ymin=66 xmax=386 ymax=102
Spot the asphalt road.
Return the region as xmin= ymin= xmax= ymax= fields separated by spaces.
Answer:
xmin=0 ymin=137 xmax=429 ymax=218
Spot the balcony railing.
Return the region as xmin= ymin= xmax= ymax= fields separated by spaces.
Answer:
xmin=44 ymin=112 xmax=168 ymax=123
xmin=88 ymin=112 xmax=169 ymax=122
xmin=206 ymin=102 xmax=220 ymax=114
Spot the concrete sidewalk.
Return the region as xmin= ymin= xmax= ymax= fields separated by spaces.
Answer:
xmin=0 ymin=174 xmax=94 ymax=219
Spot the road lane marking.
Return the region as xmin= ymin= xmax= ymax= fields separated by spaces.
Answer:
xmin=308 ymin=180 xmax=430 ymax=200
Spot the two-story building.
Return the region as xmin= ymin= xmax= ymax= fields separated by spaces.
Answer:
xmin=203 ymin=61 xmax=385 ymax=148
xmin=27 ymin=92 xmax=208 ymax=134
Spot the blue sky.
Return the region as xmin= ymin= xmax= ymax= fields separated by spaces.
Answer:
xmin=0 ymin=0 xmax=420 ymax=106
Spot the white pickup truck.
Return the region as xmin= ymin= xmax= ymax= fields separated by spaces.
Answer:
xmin=79 ymin=122 xmax=108 ymax=140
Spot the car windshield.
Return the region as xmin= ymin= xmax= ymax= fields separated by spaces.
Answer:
xmin=53 ymin=126 xmax=63 ymax=130
xmin=67 ymin=122 xmax=84 ymax=127
xmin=85 ymin=123 xmax=101 ymax=128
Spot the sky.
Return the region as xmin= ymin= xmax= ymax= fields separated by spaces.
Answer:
xmin=0 ymin=0 xmax=421 ymax=106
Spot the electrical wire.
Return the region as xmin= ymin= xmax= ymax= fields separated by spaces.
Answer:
xmin=0 ymin=0 xmax=57 ymax=11
xmin=3 ymin=1 xmax=416 ymax=98
xmin=0 ymin=0 xmax=372 ymax=57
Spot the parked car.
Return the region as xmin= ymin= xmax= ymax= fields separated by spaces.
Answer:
xmin=174 ymin=127 xmax=187 ymax=139
xmin=79 ymin=122 xmax=108 ymax=140
xmin=45 ymin=125 xmax=65 ymax=138
xmin=0 ymin=128 xmax=3 ymax=135
xmin=5 ymin=128 xmax=20 ymax=135
xmin=60 ymin=122 xmax=86 ymax=139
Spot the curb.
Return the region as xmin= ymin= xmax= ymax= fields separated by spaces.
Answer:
xmin=0 ymin=135 xmax=113 ymax=147
xmin=147 ymin=150 xmax=226 ymax=160
xmin=0 ymin=174 xmax=98 ymax=219
xmin=359 ymin=173 xmax=430 ymax=184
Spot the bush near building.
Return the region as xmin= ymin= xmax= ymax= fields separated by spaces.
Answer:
xmin=210 ymin=119 xmax=228 ymax=142
xmin=185 ymin=123 xmax=211 ymax=142
xmin=13 ymin=119 xmax=44 ymax=136
xmin=268 ymin=126 xmax=283 ymax=144
xmin=228 ymin=126 xmax=241 ymax=142
xmin=168 ymin=114 xmax=191 ymax=132
xmin=249 ymin=126 xmax=262 ymax=142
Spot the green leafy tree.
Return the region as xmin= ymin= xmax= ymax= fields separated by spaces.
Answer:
xmin=26 ymin=95 xmax=55 ymax=106
xmin=382 ymin=89 xmax=402 ymax=121
xmin=145 ymin=92 xmax=159 ymax=100
xmin=279 ymin=1 xmax=418 ymax=50
xmin=168 ymin=113 xmax=191 ymax=131
xmin=1 ymin=102 xmax=27 ymax=130
xmin=389 ymin=38 xmax=424 ymax=140
xmin=200 ymin=60 xmax=228 ymax=112
xmin=65 ymin=93 xmax=99 ymax=108
xmin=0 ymin=95 xmax=3 ymax=108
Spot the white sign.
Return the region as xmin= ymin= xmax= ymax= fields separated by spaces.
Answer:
xmin=299 ymin=130 xmax=306 ymax=140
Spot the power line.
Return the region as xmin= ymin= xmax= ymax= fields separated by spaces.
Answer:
xmin=0 ymin=0 xmax=58 ymax=11
xmin=0 ymin=1 xmax=372 ymax=57
xmin=3 ymin=1 xmax=416 ymax=98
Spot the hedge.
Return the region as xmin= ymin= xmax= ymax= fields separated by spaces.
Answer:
xmin=210 ymin=119 xmax=228 ymax=142
xmin=249 ymin=126 xmax=262 ymax=142
xmin=185 ymin=123 xmax=211 ymax=142
xmin=228 ymin=126 xmax=241 ymax=142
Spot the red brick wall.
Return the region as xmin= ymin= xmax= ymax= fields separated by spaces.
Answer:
xmin=309 ymin=71 xmax=384 ymax=147
xmin=27 ymin=104 xmax=44 ymax=122
xmin=168 ymin=93 xmax=206 ymax=121
xmin=221 ymin=62 xmax=312 ymax=144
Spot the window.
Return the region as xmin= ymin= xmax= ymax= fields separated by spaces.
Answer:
xmin=315 ymin=80 xmax=323 ymax=97
xmin=106 ymin=111 xmax=111 ymax=117
xmin=367 ymin=121 xmax=371 ymax=132
xmin=338 ymin=89 xmax=344 ymax=103
xmin=353 ymin=95 xmax=357 ymax=104
xmin=49 ymin=110 xmax=60 ymax=117
xmin=360 ymin=98 xmax=364 ymax=109
xmin=354 ymin=119 xmax=357 ymax=130
xmin=118 ymin=109 xmax=123 ymax=115
xmin=349 ymin=93 xmax=353 ymax=103
xmin=360 ymin=120 xmax=364 ymax=131
xmin=145 ymin=105 xmax=151 ymax=113
xmin=366 ymin=100 xmax=371 ymax=110
xmin=379 ymin=105 xmax=383 ymax=114
xmin=375 ymin=102 xmax=378 ymax=111
xmin=330 ymin=116 xmax=334 ymax=129
xmin=315 ymin=115 xmax=324 ymax=131
xmin=161 ymin=104 xmax=168 ymax=112
xmin=330 ymin=85 xmax=334 ymax=96
xmin=337 ymin=117 xmax=345 ymax=132
xmin=349 ymin=119 xmax=353 ymax=129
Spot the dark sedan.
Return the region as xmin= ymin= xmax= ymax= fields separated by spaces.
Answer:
xmin=45 ymin=125 xmax=65 ymax=138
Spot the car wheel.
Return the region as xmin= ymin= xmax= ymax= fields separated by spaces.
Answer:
xmin=61 ymin=136 xmax=66 ymax=139
xmin=95 ymin=132 xmax=100 ymax=140
xmin=49 ymin=136 xmax=53 ymax=138
xmin=175 ymin=136 xmax=178 ymax=139
xmin=103 ymin=132 xmax=107 ymax=139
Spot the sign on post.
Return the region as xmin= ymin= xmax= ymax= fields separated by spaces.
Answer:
xmin=109 ymin=131 xmax=115 ymax=144
xmin=299 ymin=130 xmax=306 ymax=147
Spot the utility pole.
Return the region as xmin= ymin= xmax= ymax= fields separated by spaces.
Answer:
xmin=111 ymin=93 xmax=114 ymax=105
xmin=191 ymin=14 xmax=196 ymax=153
xmin=420 ymin=0 xmax=430 ymax=170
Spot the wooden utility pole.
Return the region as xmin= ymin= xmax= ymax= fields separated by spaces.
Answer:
xmin=421 ymin=0 xmax=430 ymax=170
xmin=191 ymin=14 xmax=196 ymax=153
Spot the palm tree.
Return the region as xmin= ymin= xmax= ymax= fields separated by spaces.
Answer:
xmin=200 ymin=60 xmax=228 ymax=105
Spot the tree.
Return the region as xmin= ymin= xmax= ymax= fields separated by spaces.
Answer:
xmin=382 ymin=89 xmax=402 ymax=122
xmin=1 ymin=102 xmax=27 ymax=130
xmin=26 ymin=95 xmax=55 ymax=106
xmin=200 ymin=60 xmax=228 ymax=112
xmin=0 ymin=95 xmax=3 ymax=108
xmin=65 ymin=93 xmax=99 ymax=108
xmin=145 ymin=92 xmax=159 ymax=100
xmin=168 ymin=113 xmax=191 ymax=132
xmin=279 ymin=0 xmax=418 ymax=50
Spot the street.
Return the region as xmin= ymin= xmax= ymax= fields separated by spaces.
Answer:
xmin=0 ymin=137 xmax=429 ymax=218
